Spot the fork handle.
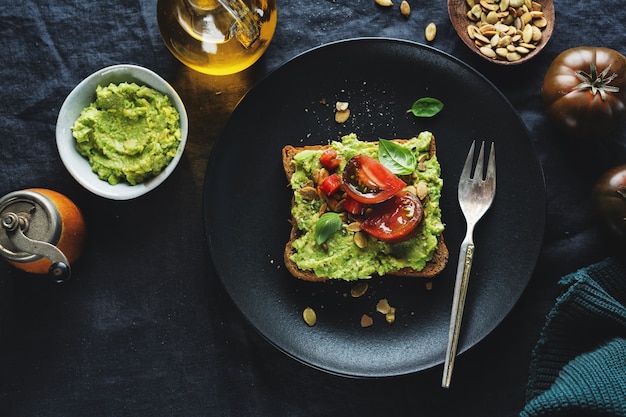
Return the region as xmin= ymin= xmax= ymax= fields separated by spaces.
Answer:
xmin=442 ymin=239 xmax=475 ymax=388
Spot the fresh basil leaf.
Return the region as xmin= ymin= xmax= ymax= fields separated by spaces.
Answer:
xmin=378 ymin=139 xmax=417 ymax=175
xmin=407 ymin=97 xmax=443 ymax=118
xmin=314 ymin=212 xmax=343 ymax=245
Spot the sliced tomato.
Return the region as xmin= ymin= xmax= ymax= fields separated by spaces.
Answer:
xmin=341 ymin=154 xmax=406 ymax=204
xmin=319 ymin=173 xmax=342 ymax=196
xmin=343 ymin=195 xmax=366 ymax=215
xmin=319 ymin=149 xmax=341 ymax=171
xmin=361 ymin=191 xmax=423 ymax=243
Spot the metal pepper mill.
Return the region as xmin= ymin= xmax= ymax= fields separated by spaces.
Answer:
xmin=0 ymin=189 xmax=86 ymax=283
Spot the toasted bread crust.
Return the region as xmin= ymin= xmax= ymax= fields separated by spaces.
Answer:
xmin=283 ymin=137 xmax=448 ymax=282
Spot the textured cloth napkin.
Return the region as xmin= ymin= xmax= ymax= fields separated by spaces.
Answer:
xmin=521 ymin=257 xmax=626 ymax=417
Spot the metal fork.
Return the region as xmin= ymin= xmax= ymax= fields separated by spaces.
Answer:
xmin=442 ymin=141 xmax=496 ymax=388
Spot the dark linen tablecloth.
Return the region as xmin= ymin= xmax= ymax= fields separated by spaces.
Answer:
xmin=1 ymin=1 xmax=625 ymax=416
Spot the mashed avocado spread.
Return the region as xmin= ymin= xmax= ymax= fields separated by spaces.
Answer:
xmin=71 ymin=82 xmax=181 ymax=185
xmin=290 ymin=132 xmax=444 ymax=281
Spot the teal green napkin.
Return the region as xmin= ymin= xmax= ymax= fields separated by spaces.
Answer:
xmin=521 ymin=257 xmax=626 ymax=417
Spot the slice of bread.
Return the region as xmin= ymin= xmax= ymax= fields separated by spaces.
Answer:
xmin=282 ymin=135 xmax=448 ymax=282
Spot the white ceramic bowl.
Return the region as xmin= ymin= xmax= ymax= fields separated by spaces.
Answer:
xmin=56 ymin=64 xmax=188 ymax=200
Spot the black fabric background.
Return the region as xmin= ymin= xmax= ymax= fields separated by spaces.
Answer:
xmin=1 ymin=1 xmax=625 ymax=416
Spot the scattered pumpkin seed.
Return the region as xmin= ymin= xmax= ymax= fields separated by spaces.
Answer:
xmin=425 ymin=22 xmax=437 ymax=41
xmin=400 ymin=0 xmax=410 ymax=17
xmin=335 ymin=101 xmax=349 ymax=111
xmin=335 ymin=110 xmax=350 ymax=123
xmin=375 ymin=0 xmax=393 ymax=6
xmin=303 ymin=307 xmax=317 ymax=326
xmin=376 ymin=298 xmax=391 ymax=315
xmin=385 ymin=307 xmax=396 ymax=324
xmin=350 ymin=281 xmax=369 ymax=298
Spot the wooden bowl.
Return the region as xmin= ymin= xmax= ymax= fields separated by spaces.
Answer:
xmin=448 ymin=0 xmax=554 ymax=65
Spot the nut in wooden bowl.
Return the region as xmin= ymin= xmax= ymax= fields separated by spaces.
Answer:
xmin=448 ymin=0 xmax=554 ymax=65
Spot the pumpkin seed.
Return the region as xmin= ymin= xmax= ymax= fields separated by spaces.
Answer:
xmin=522 ymin=23 xmax=533 ymax=43
xmin=497 ymin=35 xmax=512 ymax=47
xmin=490 ymin=33 xmax=500 ymax=47
xmin=488 ymin=11 xmax=501 ymax=24
xmin=531 ymin=25 xmax=543 ymax=41
xmin=425 ymin=22 xmax=437 ymax=41
xmin=506 ymin=51 xmax=521 ymax=61
xmin=470 ymin=4 xmax=482 ymax=18
xmin=335 ymin=109 xmax=350 ymax=124
xmin=385 ymin=307 xmax=396 ymax=324
xmin=353 ymin=231 xmax=368 ymax=249
xmin=400 ymin=0 xmax=410 ymax=17
xmin=474 ymin=32 xmax=491 ymax=44
xmin=303 ymin=307 xmax=317 ymax=326
xmin=350 ymin=281 xmax=369 ymax=298
xmin=480 ymin=0 xmax=498 ymax=11
xmin=335 ymin=101 xmax=349 ymax=111
xmin=347 ymin=221 xmax=362 ymax=232
xmin=416 ymin=181 xmax=429 ymax=200
xmin=479 ymin=23 xmax=497 ymax=34
xmin=376 ymin=299 xmax=391 ymax=314
xmin=404 ymin=184 xmax=418 ymax=196
xmin=495 ymin=47 xmax=508 ymax=58
xmin=299 ymin=186 xmax=319 ymax=200
xmin=519 ymin=42 xmax=537 ymax=49
xmin=533 ymin=16 xmax=547 ymax=28
xmin=480 ymin=45 xmax=497 ymax=58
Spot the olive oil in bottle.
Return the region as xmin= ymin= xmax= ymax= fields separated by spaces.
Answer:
xmin=157 ymin=0 xmax=277 ymax=76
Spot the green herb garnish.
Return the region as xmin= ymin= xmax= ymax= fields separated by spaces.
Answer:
xmin=378 ymin=139 xmax=417 ymax=175
xmin=314 ymin=212 xmax=343 ymax=245
xmin=407 ymin=97 xmax=443 ymax=118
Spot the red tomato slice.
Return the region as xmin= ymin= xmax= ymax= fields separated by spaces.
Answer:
xmin=319 ymin=173 xmax=342 ymax=196
xmin=341 ymin=154 xmax=406 ymax=204
xmin=343 ymin=195 xmax=366 ymax=215
xmin=361 ymin=191 xmax=423 ymax=243
xmin=319 ymin=149 xmax=341 ymax=171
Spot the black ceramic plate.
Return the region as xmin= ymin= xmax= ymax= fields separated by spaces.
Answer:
xmin=203 ymin=38 xmax=545 ymax=378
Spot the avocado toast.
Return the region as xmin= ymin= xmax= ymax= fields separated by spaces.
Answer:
xmin=282 ymin=132 xmax=448 ymax=281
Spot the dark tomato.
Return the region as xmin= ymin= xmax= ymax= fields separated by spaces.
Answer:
xmin=592 ymin=165 xmax=626 ymax=245
xmin=361 ymin=191 xmax=423 ymax=243
xmin=542 ymin=47 xmax=626 ymax=139
xmin=319 ymin=173 xmax=342 ymax=196
xmin=342 ymin=154 xmax=406 ymax=204
xmin=319 ymin=149 xmax=341 ymax=171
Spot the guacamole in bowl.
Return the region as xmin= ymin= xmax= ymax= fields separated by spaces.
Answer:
xmin=56 ymin=64 xmax=188 ymax=200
